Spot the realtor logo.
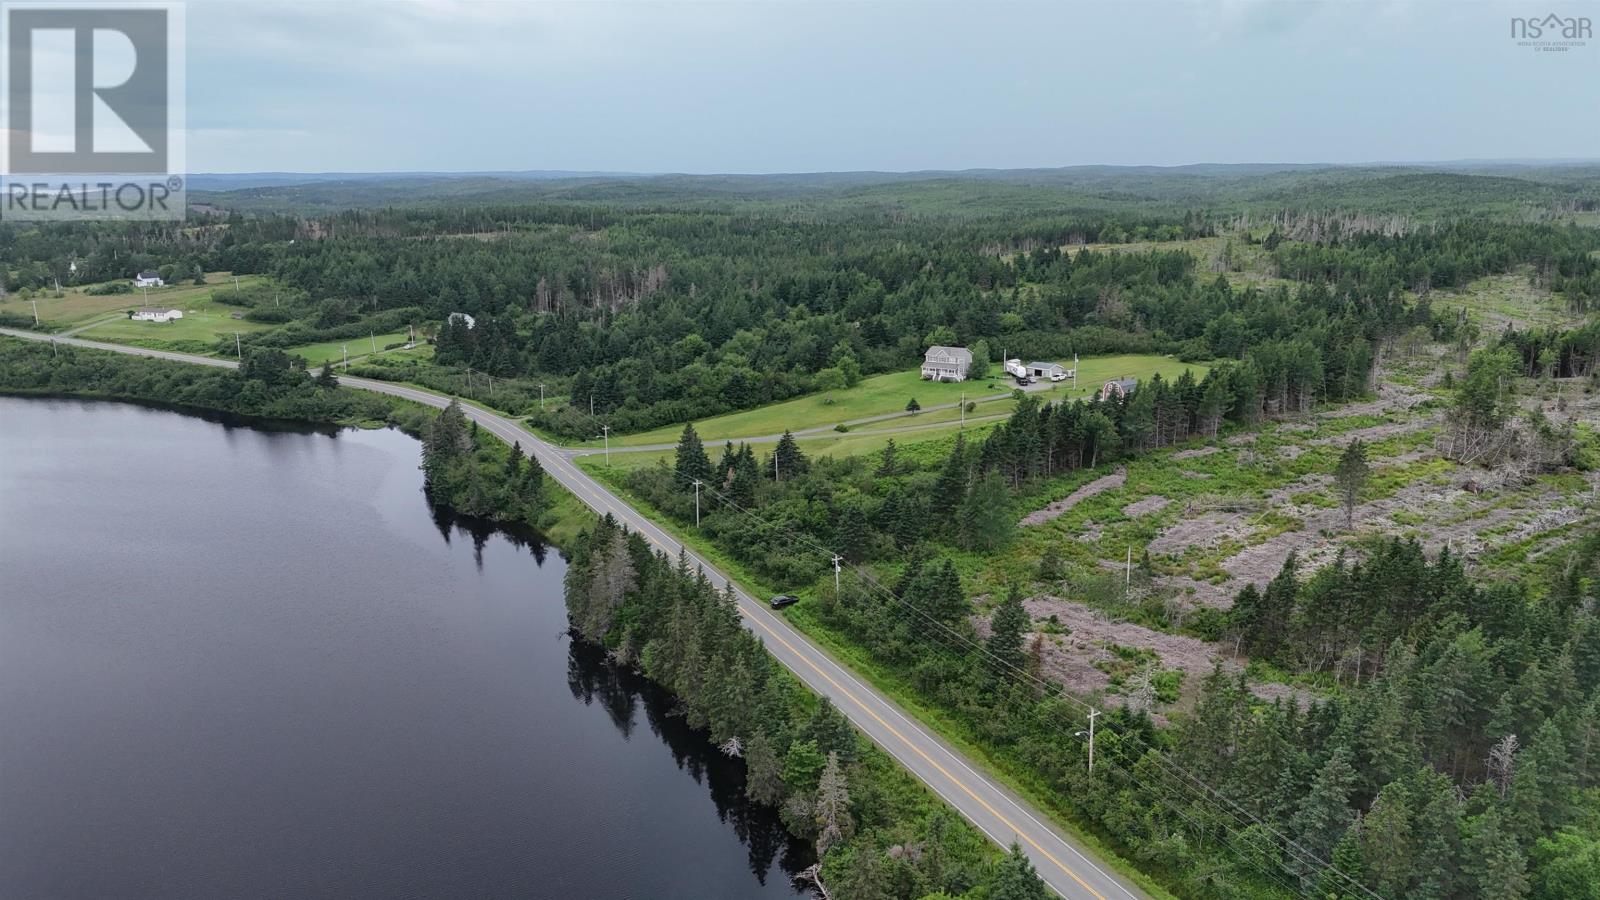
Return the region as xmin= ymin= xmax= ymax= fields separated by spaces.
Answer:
xmin=2 ymin=3 xmax=186 ymax=220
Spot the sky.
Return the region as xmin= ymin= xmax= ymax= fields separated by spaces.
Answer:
xmin=179 ymin=0 xmax=1600 ymax=173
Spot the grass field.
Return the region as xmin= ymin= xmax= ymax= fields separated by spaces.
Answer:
xmin=0 ymin=273 xmax=265 ymax=329
xmin=287 ymin=332 xmax=423 ymax=367
xmin=76 ymin=279 xmax=271 ymax=352
xmin=582 ymin=354 xmax=1206 ymax=449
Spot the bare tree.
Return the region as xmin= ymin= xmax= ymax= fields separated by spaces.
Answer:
xmin=1487 ymin=733 xmax=1519 ymax=798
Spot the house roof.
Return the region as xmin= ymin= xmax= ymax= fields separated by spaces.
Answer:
xmin=1028 ymin=361 xmax=1063 ymax=371
xmin=1106 ymin=377 xmax=1138 ymax=389
xmin=135 ymin=306 xmax=179 ymax=314
xmin=136 ymin=271 xmax=160 ymax=279
xmin=924 ymin=345 xmax=971 ymax=361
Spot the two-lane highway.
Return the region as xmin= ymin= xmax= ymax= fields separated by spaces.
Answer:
xmin=1 ymin=327 xmax=1147 ymax=900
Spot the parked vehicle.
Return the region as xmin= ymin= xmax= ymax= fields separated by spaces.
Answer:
xmin=769 ymin=594 xmax=799 ymax=609
xmin=1014 ymin=375 xmax=1033 ymax=386
xmin=1003 ymin=358 xmax=1027 ymax=379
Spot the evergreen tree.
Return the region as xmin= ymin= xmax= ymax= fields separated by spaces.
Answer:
xmin=772 ymin=429 xmax=808 ymax=480
xmin=933 ymin=432 xmax=970 ymax=517
xmin=1293 ymin=746 xmax=1358 ymax=864
xmin=835 ymin=502 xmax=871 ymax=563
xmin=1462 ymin=808 xmax=1530 ymax=900
xmin=986 ymin=585 xmax=1029 ymax=683
xmin=806 ymin=697 xmax=858 ymax=763
xmin=875 ymin=438 xmax=901 ymax=478
xmin=989 ymin=843 xmax=1050 ymax=900
xmin=673 ymin=422 xmax=712 ymax=486
xmin=1335 ymin=439 xmax=1370 ymax=529
xmin=959 ymin=469 xmax=1015 ymax=551
xmin=743 ymin=731 xmax=784 ymax=806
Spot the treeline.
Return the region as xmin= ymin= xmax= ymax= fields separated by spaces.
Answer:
xmin=415 ymin=399 xmax=550 ymax=528
xmin=622 ymin=352 xmax=1362 ymax=591
xmin=562 ymin=515 xmax=1052 ymax=898
xmin=0 ymin=339 xmax=564 ymax=538
xmin=13 ymin=206 xmax=1587 ymax=437
xmin=0 ymin=338 xmax=393 ymax=423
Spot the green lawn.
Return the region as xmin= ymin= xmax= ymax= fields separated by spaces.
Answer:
xmin=288 ymin=332 xmax=422 ymax=367
xmin=0 ymin=273 xmax=264 ymax=329
xmin=585 ymin=354 xmax=1206 ymax=449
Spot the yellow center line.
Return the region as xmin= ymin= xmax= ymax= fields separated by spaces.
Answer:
xmin=738 ymin=606 xmax=1107 ymax=900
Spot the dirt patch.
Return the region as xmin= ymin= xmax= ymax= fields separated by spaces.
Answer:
xmin=1180 ymin=470 xmax=1213 ymax=480
xmin=997 ymin=596 xmax=1309 ymax=710
xmin=1226 ymin=433 xmax=1258 ymax=446
xmin=1123 ymin=496 xmax=1171 ymax=517
xmin=1019 ymin=468 xmax=1126 ymax=527
xmin=1173 ymin=446 xmax=1222 ymax=460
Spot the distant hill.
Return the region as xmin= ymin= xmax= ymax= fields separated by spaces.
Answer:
xmin=185 ymin=161 xmax=1600 ymax=219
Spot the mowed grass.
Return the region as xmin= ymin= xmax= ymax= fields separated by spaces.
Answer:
xmin=584 ymin=354 xmax=1206 ymax=449
xmin=78 ymin=287 xmax=270 ymax=352
xmin=0 ymin=273 xmax=264 ymax=329
xmin=288 ymin=332 xmax=420 ymax=367
xmin=591 ymin=368 xmax=1018 ymax=448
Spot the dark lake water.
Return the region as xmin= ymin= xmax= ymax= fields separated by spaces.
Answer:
xmin=0 ymin=397 xmax=810 ymax=900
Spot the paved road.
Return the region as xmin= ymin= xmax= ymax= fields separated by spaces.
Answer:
xmin=2 ymin=327 xmax=1146 ymax=900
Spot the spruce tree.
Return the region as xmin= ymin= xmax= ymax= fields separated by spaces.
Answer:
xmin=989 ymin=842 xmax=1050 ymax=900
xmin=1335 ymin=438 xmax=1370 ymax=529
xmin=743 ymin=731 xmax=784 ymax=806
xmin=772 ymin=429 xmax=808 ymax=479
xmin=674 ymin=422 xmax=712 ymax=486
xmin=986 ymin=585 xmax=1029 ymax=683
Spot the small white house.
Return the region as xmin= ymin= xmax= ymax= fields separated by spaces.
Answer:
xmin=448 ymin=312 xmax=477 ymax=330
xmin=133 ymin=271 xmax=164 ymax=288
xmin=130 ymin=306 xmax=183 ymax=323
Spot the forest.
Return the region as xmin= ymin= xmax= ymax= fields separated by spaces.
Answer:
xmin=6 ymin=164 xmax=1600 ymax=899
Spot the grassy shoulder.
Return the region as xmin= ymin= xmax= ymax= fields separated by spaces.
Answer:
xmin=572 ymin=455 xmax=1179 ymax=900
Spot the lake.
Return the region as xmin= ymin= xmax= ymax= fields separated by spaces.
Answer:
xmin=0 ymin=396 xmax=810 ymax=899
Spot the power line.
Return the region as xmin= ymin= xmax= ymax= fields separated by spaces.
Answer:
xmin=669 ymin=465 xmax=1375 ymax=899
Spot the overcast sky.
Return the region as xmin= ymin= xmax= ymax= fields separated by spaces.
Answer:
xmin=183 ymin=0 xmax=1600 ymax=173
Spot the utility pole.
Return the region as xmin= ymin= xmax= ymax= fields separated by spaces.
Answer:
xmin=30 ymin=298 xmax=39 ymax=325
xmin=831 ymin=554 xmax=843 ymax=596
xmin=601 ymin=425 xmax=610 ymax=465
xmin=234 ymin=332 xmax=242 ymax=357
xmin=370 ymin=333 xmax=377 ymax=354
xmin=1087 ymin=708 xmax=1100 ymax=775
xmin=691 ymin=479 xmax=703 ymax=526
xmin=342 ymin=344 xmax=349 ymax=369
xmin=538 ymin=383 xmax=545 ymax=410
xmin=959 ymin=391 xmax=965 ymax=427
xmin=589 ymin=394 xmax=594 ymax=417
xmin=774 ymin=449 xmax=779 ymax=482
xmin=1125 ymin=546 xmax=1133 ymax=590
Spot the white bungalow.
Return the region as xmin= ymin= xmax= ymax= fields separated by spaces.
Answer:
xmin=133 ymin=271 xmax=164 ymax=288
xmin=130 ymin=306 xmax=183 ymax=323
